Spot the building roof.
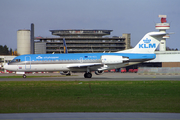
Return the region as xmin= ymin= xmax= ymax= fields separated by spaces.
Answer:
xmin=49 ymin=29 xmax=113 ymax=37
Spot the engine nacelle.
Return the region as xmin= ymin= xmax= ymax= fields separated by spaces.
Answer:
xmin=101 ymin=55 xmax=129 ymax=64
xmin=95 ymin=70 xmax=104 ymax=75
xmin=60 ymin=71 xmax=71 ymax=75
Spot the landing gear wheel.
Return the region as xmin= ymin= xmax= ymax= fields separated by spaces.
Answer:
xmin=23 ymin=74 xmax=26 ymax=78
xmin=66 ymin=72 xmax=71 ymax=76
xmin=84 ymin=72 xmax=92 ymax=78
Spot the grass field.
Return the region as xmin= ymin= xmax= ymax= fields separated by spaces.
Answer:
xmin=0 ymin=81 xmax=180 ymax=113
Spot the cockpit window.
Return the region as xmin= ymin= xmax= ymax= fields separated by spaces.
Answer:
xmin=16 ymin=59 xmax=21 ymax=62
xmin=11 ymin=59 xmax=21 ymax=62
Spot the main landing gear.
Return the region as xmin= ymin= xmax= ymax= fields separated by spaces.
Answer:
xmin=84 ymin=72 xmax=92 ymax=78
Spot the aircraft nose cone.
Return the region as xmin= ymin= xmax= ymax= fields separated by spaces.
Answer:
xmin=3 ymin=63 xmax=8 ymax=70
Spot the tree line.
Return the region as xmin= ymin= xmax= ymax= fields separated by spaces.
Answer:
xmin=166 ymin=47 xmax=178 ymax=51
xmin=0 ymin=45 xmax=13 ymax=55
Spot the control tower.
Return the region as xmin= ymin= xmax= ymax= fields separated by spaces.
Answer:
xmin=155 ymin=15 xmax=170 ymax=51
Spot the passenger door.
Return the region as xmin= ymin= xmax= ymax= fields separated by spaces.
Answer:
xmin=25 ymin=56 xmax=31 ymax=70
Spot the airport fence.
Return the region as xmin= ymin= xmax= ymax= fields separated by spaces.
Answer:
xmin=138 ymin=67 xmax=180 ymax=75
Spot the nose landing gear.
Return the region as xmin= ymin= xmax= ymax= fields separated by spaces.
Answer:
xmin=23 ymin=74 xmax=26 ymax=78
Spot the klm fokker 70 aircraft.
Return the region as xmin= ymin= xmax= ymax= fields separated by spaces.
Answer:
xmin=4 ymin=32 xmax=168 ymax=78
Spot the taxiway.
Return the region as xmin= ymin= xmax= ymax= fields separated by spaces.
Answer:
xmin=0 ymin=72 xmax=180 ymax=81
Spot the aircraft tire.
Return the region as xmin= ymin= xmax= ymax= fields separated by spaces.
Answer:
xmin=84 ymin=73 xmax=86 ymax=78
xmin=23 ymin=74 xmax=26 ymax=78
xmin=66 ymin=72 xmax=71 ymax=76
xmin=84 ymin=72 xmax=92 ymax=78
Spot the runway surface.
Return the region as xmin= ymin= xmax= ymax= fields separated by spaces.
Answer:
xmin=0 ymin=72 xmax=180 ymax=81
xmin=0 ymin=112 xmax=180 ymax=120
xmin=1 ymin=73 xmax=180 ymax=120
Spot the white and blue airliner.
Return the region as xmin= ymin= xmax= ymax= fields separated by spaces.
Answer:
xmin=4 ymin=32 xmax=167 ymax=78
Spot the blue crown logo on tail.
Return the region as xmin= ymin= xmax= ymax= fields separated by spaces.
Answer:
xmin=139 ymin=38 xmax=156 ymax=48
xmin=143 ymin=38 xmax=151 ymax=43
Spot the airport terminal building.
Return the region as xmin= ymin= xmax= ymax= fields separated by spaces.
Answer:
xmin=34 ymin=30 xmax=131 ymax=54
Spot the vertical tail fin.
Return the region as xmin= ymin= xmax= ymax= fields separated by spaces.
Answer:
xmin=63 ymin=38 xmax=68 ymax=53
xmin=131 ymin=32 xmax=167 ymax=53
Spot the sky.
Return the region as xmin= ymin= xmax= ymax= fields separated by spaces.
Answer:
xmin=0 ymin=0 xmax=180 ymax=51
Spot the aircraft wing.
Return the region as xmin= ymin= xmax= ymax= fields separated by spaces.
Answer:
xmin=67 ymin=63 xmax=103 ymax=68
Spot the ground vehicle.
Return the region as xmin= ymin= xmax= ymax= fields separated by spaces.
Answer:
xmin=121 ymin=68 xmax=127 ymax=73
xmin=128 ymin=69 xmax=138 ymax=73
xmin=110 ymin=69 xmax=116 ymax=72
